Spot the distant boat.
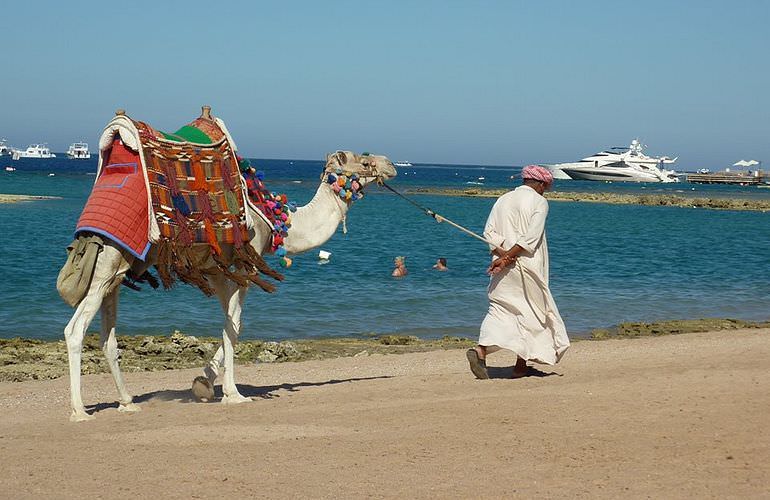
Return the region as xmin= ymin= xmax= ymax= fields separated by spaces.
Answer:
xmin=0 ymin=139 xmax=10 ymax=157
xmin=5 ymin=166 xmax=16 ymax=172
xmin=546 ymin=139 xmax=680 ymax=183
xmin=394 ymin=161 xmax=413 ymax=167
xmin=67 ymin=142 xmax=91 ymax=159
xmin=12 ymin=144 xmax=56 ymax=160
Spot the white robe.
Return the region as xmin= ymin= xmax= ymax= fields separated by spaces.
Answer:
xmin=479 ymin=185 xmax=570 ymax=364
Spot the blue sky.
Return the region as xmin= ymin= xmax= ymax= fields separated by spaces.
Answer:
xmin=1 ymin=0 xmax=767 ymax=169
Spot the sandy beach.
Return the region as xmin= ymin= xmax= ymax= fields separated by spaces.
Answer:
xmin=0 ymin=328 xmax=767 ymax=499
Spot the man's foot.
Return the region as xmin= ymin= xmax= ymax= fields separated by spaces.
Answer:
xmin=466 ymin=348 xmax=489 ymax=380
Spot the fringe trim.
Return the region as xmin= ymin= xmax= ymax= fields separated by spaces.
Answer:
xmin=154 ymin=240 xmax=283 ymax=296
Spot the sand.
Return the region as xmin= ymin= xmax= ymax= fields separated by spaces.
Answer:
xmin=0 ymin=328 xmax=768 ymax=499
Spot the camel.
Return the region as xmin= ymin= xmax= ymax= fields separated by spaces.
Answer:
xmin=62 ymin=113 xmax=396 ymax=422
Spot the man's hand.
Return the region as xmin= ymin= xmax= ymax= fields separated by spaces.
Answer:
xmin=487 ymin=255 xmax=516 ymax=275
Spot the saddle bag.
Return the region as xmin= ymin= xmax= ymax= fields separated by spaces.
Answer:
xmin=56 ymin=235 xmax=104 ymax=307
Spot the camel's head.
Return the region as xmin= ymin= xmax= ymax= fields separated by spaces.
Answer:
xmin=323 ymin=150 xmax=397 ymax=188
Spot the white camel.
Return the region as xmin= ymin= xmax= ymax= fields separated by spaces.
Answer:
xmin=63 ymin=146 xmax=396 ymax=422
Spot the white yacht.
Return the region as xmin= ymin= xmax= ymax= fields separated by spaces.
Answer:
xmin=12 ymin=144 xmax=57 ymax=160
xmin=0 ymin=139 xmax=10 ymax=157
xmin=546 ymin=139 xmax=680 ymax=183
xmin=67 ymin=142 xmax=91 ymax=159
xmin=394 ymin=160 xmax=413 ymax=167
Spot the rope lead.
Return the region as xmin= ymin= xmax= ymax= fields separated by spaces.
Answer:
xmin=380 ymin=182 xmax=504 ymax=252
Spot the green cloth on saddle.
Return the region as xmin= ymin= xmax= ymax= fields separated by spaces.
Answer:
xmin=160 ymin=125 xmax=213 ymax=144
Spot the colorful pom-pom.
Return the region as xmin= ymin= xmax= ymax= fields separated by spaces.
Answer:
xmin=351 ymin=181 xmax=360 ymax=191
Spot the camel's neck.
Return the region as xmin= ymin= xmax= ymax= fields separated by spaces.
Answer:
xmin=282 ymin=182 xmax=349 ymax=254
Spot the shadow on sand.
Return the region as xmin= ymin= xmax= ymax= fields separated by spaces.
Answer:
xmin=486 ymin=366 xmax=562 ymax=379
xmin=85 ymin=375 xmax=393 ymax=415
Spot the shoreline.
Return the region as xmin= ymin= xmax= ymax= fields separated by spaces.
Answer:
xmin=2 ymin=318 xmax=767 ymax=383
xmin=0 ymin=193 xmax=61 ymax=203
xmin=410 ymin=187 xmax=770 ymax=211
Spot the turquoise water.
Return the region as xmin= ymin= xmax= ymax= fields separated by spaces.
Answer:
xmin=1 ymin=157 xmax=769 ymax=340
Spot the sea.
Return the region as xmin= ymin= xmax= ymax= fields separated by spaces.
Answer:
xmin=1 ymin=156 xmax=769 ymax=341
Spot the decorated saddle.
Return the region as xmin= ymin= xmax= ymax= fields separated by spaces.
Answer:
xmin=76 ymin=106 xmax=282 ymax=295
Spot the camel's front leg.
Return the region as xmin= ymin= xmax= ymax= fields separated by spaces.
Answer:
xmin=202 ymin=277 xmax=249 ymax=404
xmin=100 ymin=289 xmax=139 ymax=414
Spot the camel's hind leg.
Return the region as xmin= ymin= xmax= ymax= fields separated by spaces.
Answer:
xmin=99 ymin=288 xmax=139 ymax=413
xmin=64 ymin=244 xmax=129 ymax=422
xmin=64 ymin=294 xmax=101 ymax=422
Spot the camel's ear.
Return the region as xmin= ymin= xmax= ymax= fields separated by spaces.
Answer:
xmin=336 ymin=151 xmax=348 ymax=165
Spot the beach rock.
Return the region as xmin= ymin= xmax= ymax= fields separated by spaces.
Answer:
xmin=255 ymin=341 xmax=299 ymax=363
xmin=256 ymin=351 xmax=279 ymax=363
xmin=379 ymin=335 xmax=419 ymax=345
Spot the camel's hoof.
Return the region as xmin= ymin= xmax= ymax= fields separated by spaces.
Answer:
xmin=192 ymin=376 xmax=215 ymax=402
xmin=221 ymin=393 xmax=251 ymax=405
xmin=118 ymin=402 xmax=141 ymax=413
xmin=70 ymin=411 xmax=95 ymax=423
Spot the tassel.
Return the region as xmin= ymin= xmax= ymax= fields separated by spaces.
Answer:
xmin=190 ymin=161 xmax=208 ymax=191
xmin=204 ymin=220 xmax=222 ymax=255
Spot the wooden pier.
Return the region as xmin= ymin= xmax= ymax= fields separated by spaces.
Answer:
xmin=686 ymin=172 xmax=765 ymax=185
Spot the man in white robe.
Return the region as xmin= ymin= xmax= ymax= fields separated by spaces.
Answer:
xmin=466 ymin=165 xmax=570 ymax=379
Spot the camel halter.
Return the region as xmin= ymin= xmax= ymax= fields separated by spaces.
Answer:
xmin=321 ymin=158 xmax=385 ymax=234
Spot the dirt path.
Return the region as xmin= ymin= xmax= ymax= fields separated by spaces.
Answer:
xmin=0 ymin=329 xmax=768 ymax=498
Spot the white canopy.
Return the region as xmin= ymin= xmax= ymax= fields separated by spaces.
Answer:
xmin=733 ymin=159 xmax=760 ymax=167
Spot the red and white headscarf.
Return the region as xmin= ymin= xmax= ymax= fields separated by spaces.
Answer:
xmin=521 ymin=165 xmax=554 ymax=185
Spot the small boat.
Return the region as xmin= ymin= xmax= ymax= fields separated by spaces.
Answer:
xmin=5 ymin=166 xmax=16 ymax=172
xmin=12 ymin=144 xmax=56 ymax=160
xmin=67 ymin=142 xmax=91 ymax=159
xmin=394 ymin=161 xmax=413 ymax=167
xmin=0 ymin=139 xmax=11 ymax=157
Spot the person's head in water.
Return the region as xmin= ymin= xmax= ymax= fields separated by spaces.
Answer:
xmin=392 ymin=256 xmax=408 ymax=277
xmin=521 ymin=165 xmax=554 ymax=195
xmin=433 ymin=257 xmax=448 ymax=271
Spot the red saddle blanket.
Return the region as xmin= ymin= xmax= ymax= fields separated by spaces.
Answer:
xmin=76 ymin=139 xmax=150 ymax=258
